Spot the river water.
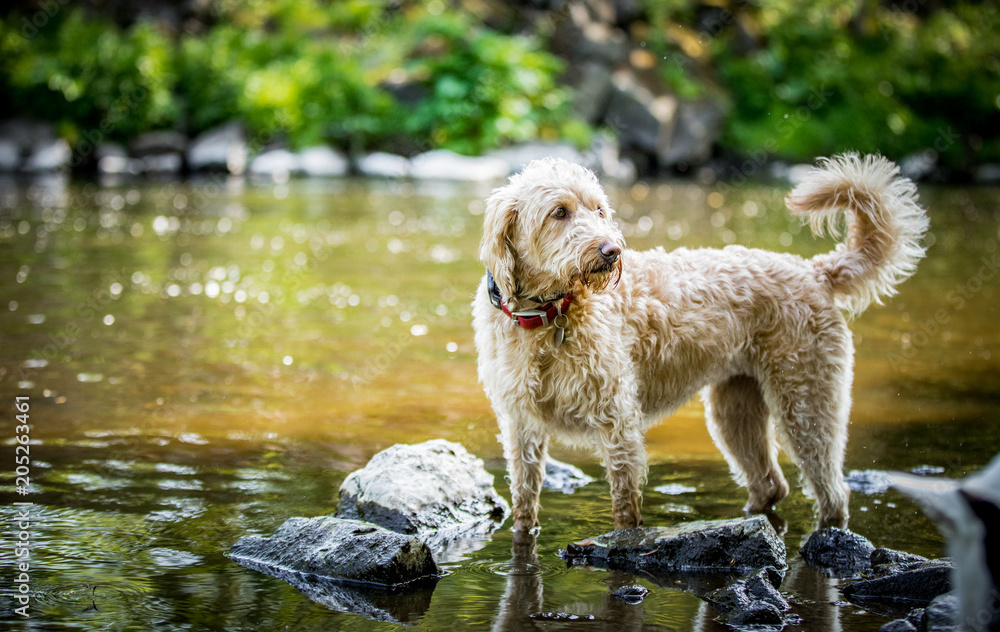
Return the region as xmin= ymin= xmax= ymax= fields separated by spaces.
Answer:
xmin=0 ymin=173 xmax=998 ymax=630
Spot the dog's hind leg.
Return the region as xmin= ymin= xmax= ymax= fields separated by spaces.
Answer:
xmin=767 ymin=360 xmax=852 ymax=529
xmin=500 ymin=419 xmax=548 ymax=540
xmin=704 ymin=375 xmax=790 ymax=514
xmin=599 ymin=423 xmax=647 ymax=530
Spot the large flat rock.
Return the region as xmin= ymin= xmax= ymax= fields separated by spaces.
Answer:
xmin=561 ymin=516 xmax=786 ymax=575
xmin=230 ymin=516 xmax=438 ymax=587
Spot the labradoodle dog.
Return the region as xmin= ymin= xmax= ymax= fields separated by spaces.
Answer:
xmin=472 ymin=154 xmax=928 ymax=536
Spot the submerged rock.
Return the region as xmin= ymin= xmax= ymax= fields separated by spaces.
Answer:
xmin=703 ymin=566 xmax=789 ymax=627
xmin=230 ymin=516 xmax=438 ymax=586
xmin=842 ymin=559 xmax=953 ymax=611
xmin=231 ymin=516 xmax=438 ymax=624
xmin=846 ymin=469 xmax=895 ymax=494
xmin=543 ymin=457 xmax=595 ymax=494
xmin=800 ymin=527 xmax=875 ymax=576
xmin=610 ymin=584 xmax=649 ymax=604
xmin=337 ymin=440 xmax=509 ymax=555
xmin=561 ymin=516 xmax=786 ymax=575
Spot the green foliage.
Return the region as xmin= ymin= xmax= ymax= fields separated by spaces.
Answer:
xmin=401 ymin=12 xmax=587 ymax=154
xmin=0 ymin=2 xmax=582 ymax=155
xmin=177 ymin=26 xmax=393 ymax=149
xmin=646 ymin=0 xmax=1000 ymax=165
xmin=0 ymin=11 xmax=179 ymax=142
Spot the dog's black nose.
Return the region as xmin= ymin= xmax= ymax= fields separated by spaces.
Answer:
xmin=600 ymin=242 xmax=621 ymax=262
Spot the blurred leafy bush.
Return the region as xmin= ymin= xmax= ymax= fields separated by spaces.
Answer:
xmin=0 ymin=11 xmax=180 ymax=142
xmin=644 ymin=0 xmax=1000 ymax=166
xmin=399 ymin=11 xmax=588 ymax=155
xmin=0 ymin=1 xmax=584 ymax=155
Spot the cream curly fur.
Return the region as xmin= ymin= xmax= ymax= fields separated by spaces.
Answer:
xmin=472 ymin=155 xmax=928 ymax=535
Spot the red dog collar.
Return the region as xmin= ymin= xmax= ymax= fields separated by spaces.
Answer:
xmin=487 ymin=269 xmax=572 ymax=330
xmin=499 ymin=293 xmax=573 ymax=329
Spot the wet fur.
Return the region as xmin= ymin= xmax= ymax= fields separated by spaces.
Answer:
xmin=473 ymin=155 xmax=928 ymax=534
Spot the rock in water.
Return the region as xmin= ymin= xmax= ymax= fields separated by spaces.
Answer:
xmin=230 ymin=516 xmax=438 ymax=623
xmin=800 ymin=527 xmax=875 ymax=576
xmin=561 ymin=516 xmax=785 ymax=575
xmin=703 ymin=566 xmax=790 ymax=627
xmin=230 ymin=516 xmax=437 ymax=585
xmin=842 ymin=559 xmax=953 ymax=611
xmin=337 ymin=440 xmax=509 ymax=545
xmin=543 ymin=457 xmax=595 ymax=494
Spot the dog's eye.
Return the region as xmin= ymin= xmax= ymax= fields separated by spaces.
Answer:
xmin=597 ymin=207 xmax=605 ymax=218
xmin=552 ymin=207 xmax=568 ymax=219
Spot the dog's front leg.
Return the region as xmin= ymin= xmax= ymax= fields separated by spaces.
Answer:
xmin=600 ymin=424 xmax=647 ymax=530
xmin=502 ymin=421 xmax=548 ymax=541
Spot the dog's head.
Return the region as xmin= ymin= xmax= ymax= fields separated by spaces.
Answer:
xmin=479 ymin=158 xmax=624 ymax=300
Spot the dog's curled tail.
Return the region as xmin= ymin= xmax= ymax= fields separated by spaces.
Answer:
xmin=785 ymin=153 xmax=929 ymax=317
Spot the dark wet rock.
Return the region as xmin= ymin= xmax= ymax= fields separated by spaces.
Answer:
xmin=0 ymin=139 xmax=20 ymax=171
xmin=230 ymin=516 xmax=438 ymax=586
xmin=274 ymin=571 xmax=437 ymax=624
xmin=129 ymin=130 xmax=188 ymax=157
xmin=703 ymin=566 xmax=789 ymax=626
xmin=186 ymin=122 xmax=247 ymax=174
xmin=561 ymin=516 xmax=785 ymax=575
xmin=409 ymin=150 xmax=509 ymax=182
xmin=337 ymin=440 xmax=509 ymax=556
xmin=23 ymin=138 xmax=71 ymax=172
xmin=487 ymin=143 xmax=586 ymax=176
xmin=843 ymin=559 xmax=953 ymax=611
xmin=800 ymin=527 xmax=875 ymax=576
xmin=729 ymin=602 xmax=785 ymax=627
xmin=924 ymin=592 xmax=960 ymax=632
xmin=879 ymin=619 xmax=918 ymax=632
xmin=610 ymin=584 xmax=649 ymax=604
xmin=356 ymin=152 xmax=410 ymax=178
xmin=543 ymin=457 xmax=595 ymax=494
xmin=298 ymin=146 xmax=349 ymax=177
xmin=906 ymin=608 xmax=927 ymax=628
xmin=846 ymin=469 xmax=894 ymax=494
xmin=871 ymin=548 xmax=928 ymax=570
xmin=249 ymin=149 xmax=299 ymax=178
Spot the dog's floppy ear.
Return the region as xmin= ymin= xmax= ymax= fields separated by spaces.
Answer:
xmin=479 ymin=187 xmax=518 ymax=299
